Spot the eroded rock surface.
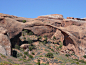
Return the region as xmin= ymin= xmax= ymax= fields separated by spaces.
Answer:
xmin=0 ymin=13 xmax=86 ymax=60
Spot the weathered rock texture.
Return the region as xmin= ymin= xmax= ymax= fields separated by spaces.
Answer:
xmin=0 ymin=27 xmax=11 ymax=56
xmin=0 ymin=13 xmax=86 ymax=60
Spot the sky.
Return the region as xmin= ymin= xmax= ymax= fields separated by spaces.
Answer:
xmin=0 ymin=0 xmax=86 ymax=18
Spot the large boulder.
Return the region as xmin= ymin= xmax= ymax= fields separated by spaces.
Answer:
xmin=0 ymin=27 xmax=11 ymax=56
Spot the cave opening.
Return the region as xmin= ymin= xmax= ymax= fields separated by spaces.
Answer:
xmin=61 ymin=31 xmax=74 ymax=46
xmin=10 ymin=32 xmax=22 ymax=48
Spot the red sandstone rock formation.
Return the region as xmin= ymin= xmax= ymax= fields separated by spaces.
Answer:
xmin=0 ymin=13 xmax=86 ymax=60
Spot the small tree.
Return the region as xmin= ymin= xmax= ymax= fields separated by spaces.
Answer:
xmin=37 ymin=59 xmax=40 ymax=65
xmin=83 ymin=55 xmax=86 ymax=58
xmin=45 ymin=53 xmax=53 ymax=58
xmin=29 ymin=46 xmax=33 ymax=51
xmin=22 ymin=20 xmax=26 ymax=23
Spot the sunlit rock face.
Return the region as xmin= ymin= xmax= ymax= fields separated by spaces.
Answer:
xmin=0 ymin=13 xmax=86 ymax=60
xmin=0 ymin=27 xmax=11 ymax=56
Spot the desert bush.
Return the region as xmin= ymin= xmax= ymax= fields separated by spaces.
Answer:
xmin=29 ymin=55 xmax=33 ymax=59
xmin=51 ymin=49 xmax=54 ymax=52
xmin=42 ymin=40 xmax=47 ymax=45
xmin=39 ymin=55 xmax=43 ymax=57
xmin=59 ymin=42 xmax=63 ymax=48
xmin=37 ymin=59 xmax=40 ymax=65
xmin=83 ymin=55 xmax=86 ymax=58
xmin=76 ymin=62 xmax=79 ymax=64
xmin=73 ymin=59 xmax=78 ymax=61
xmin=24 ymin=29 xmax=28 ymax=33
xmin=22 ymin=20 xmax=26 ymax=23
xmin=45 ymin=53 xmax=53 ymax=58
xmin=65 ymin=54 xmax=70 ymax=57
xmin=27 ymin=38 xmax=33 ymax=44
xmin=79 ymin=60 xmax=86 ymax=64
xmin=32 ymin=52 xmax=35 ymax=55
xmin=17 ymin=53 xmax=20 ymax=57
xmin=0 ymin=54 xmax=6 ymax=58
xmin=23 ymin=55 xmax=26 ymax=58
xmin=23 ymin=37 xmax=26 ymax=41
xmin=56 ymin=46 xmax=59 ymax=50
xmin=24 ymin=52 xmax=28 ymax=55
xmin=59 ymin=45 xmax=62 ymax=48
xmin=20 ymin=48 xmax=24 ymax=51
xmin=15 ymin=44 xmax=20 ymax=50
xmin=29 ymin=45 xmax=35 ymax=51
xmin=28 ymin=31 xmax=34 ymax=35
xmin=53 ymin=36 xmax=56 ymax=40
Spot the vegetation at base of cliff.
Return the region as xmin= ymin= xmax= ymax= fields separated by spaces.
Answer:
xmin=3 ymin=30 xmax=86 ymax=65
xmin=15 ymin=44 xmax=20 ymax=50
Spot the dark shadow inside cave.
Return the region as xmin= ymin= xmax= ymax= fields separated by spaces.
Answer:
xmin=61 ymin=31 xmax=75 ymax=46
xmin=10 ymin=32 xmax=22 ymax=48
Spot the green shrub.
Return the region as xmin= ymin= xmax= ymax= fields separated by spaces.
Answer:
xmin=51 ymin=49 xmax=54 ymax=52
xmin=15 ymin=44 xmax=20 ymax=50
xmin=27 ymin=38 xmax=33 ymax=44
xmin=29 ymin=55 xmax=33 ymax=59
xmin=44 ymin=35 xmax=47 ymax=38
xmin=44 ymin=49 xmax=50 ymax=52
xmin=79 ymin=60 xmax=86 ymax=63
xmin=0 ymin=54 xmax=6 ymax=58
xmin=28 ymin=31 xmax=34 ymax=35
xmin=59 ymin=44 xmax=63 ymax=48
xmin=23 ymin=37 xmax=26 ymax=41
xmin=45 ymin=53 xmax=53 ymax=58
xmin=56 ymin=46 xmax=59 ymax=50
xmin=83 ymin=55 xmax=86 ymax=58
xmin=24 ymin=52 xmax=28 ymax=55
xmin=42 ymin=40 xmax=47 ymax=45
xmin=17 ymin=53 xmax=20 ymax=57
xmin=7 ymin=59 xmax=12 ymax=62
xmin=37 ymin=59 xmax=40 ymax=65
xmin=31 ymin=52 xmax=34 ymax=55
xmin=73 ymin=59 xmax=78 ymax=61
xmin=24 ymin=29 xmax=28 ymax=33
xmin=23 ymin=55 xmax=26 ymax=58
xmin=22 ymin=20 xmax=26 ymax=23
xmin=65 ymin=54 xmax=70 ymax=57
xmin=39 ymin=55 xmax=43 ymax=57
xmin=29 ymin=46 xmax=35 ymax=51
xmin=53 ymin=36 xmax=56 ymax=40
xmin=20 ymin=48 xmax=24 ymax=51
xmin=19 ymin=53 xmax=23 ymax=56
xmin=76 ymin=62 xmax=79 ymax=64
xmin=22 ymin=31 xmax=24 ymax=36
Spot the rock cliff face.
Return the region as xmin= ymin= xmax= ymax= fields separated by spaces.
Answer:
xmin=0 ymin=27 xmax=11 ymax=56
xmin=0 ymin=13 xmax=86 ymax=59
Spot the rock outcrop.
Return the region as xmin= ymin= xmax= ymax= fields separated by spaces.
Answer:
xmin=0 ymin=13 xmax=86 ymax=60
xmin=0 ymin=27 xmax=11 ymax=56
